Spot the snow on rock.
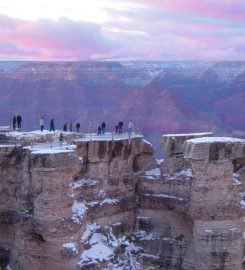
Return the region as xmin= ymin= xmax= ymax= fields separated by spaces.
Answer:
xmin=233 ymin=173 xmax=241 ymax=186
xmin=143 ymin=139 xmax=156 ymax=150
xmin=71 ymin=200 xmax=88 ymax=223
xmin=81 ymin=223 xmax=101 ymax=244
xmin=133 ymin=230 xmax=157 ymax=241
xmin=97 ymin=189 xmax=106 ymax=197
xmin=31 ymin=146 xmax=75 ymax=155
xmin=75 ymin=132 xmax=143 ymax=142
xmin=156 ymin=158 xmax=164 ymax=165
xmin=144 ymin=168 xmax=161 ymax=180
xmin=163 ymin=168 xmax=194 ymax=181
xmin=240 ymin=200 xmax=245 ymax=210
xmin=78 ymin=233 xmax=114 ymax=266
xmin=187 ymin=137 xmax=244 ymax=144
xmin=62 ymin=242 xmax=79 ymax=255
xmin=100 ymin=198 xmax=120 ymax=206
xmin=144 ymin=193 xmax=184 ymax=202
xmin=163 ymin=132 xmax=213 ymax=137
xmin=70 ymin=178 xmax=97 ymax=189
xmin=0 ymin=144 xmax=16 ymax=148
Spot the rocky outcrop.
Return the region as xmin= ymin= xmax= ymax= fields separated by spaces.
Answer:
xmin=182 ymin=137 xmax=245 ymax=270
xmin=160 ymin=132 xmax=213 ymax=156
xmin=0 ymin=131 xmax=244 ymax=270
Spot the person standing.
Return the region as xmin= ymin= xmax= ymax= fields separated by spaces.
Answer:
xmin=118 ymin=120 xmax=123 ymax=134
xmin=97 ymin=125 xmax=102 ymax=135
xmin=128 ymin=121 xmax=134 ymax=138
xmin=16 ymin=114 xmax=22 ymax=130
xmin=63 ymin=123 xmax=67 ymax=132
xmin=76 ymin=122 xmax=80 ymax=132
xmin=12 ymin=115 xmax=16 ymax=130
xmin=101 ymin=121 xmax=106 ymax=135
xmin=40 ymin=117 xmax=44 ymax=132
xmin=59 ymin=133 xmax=64 ymax=147
xmin=115 ymin=125 xmax=119 ymax=134
xmin=50 ymin=119 xmax=55 ymax=132
xmin=69 ymin=119 xmax=73 ymax=132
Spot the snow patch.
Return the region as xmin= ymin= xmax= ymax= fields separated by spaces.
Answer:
xmin=187 ymin=136 xmax=243 ymax=144
xmin=240 ymin=200 xmax=245 ymax=210
xmin=81 ymin=223 xmax=101 ymax=244
xmin=62 ymin=242 xmax=78 ymax=254
xmin=100 ymin=198 xmax=120 ymax=206
xmin=79 ymin=241 xmax=114 ymax=265
xmin=71 ymin=200 xmax=88 ymax=222
xmin=233 ymin=173 xmax=241 ymax=186
xmin=133 ymin=230 xmax=156 ymax=241
xmin=144 ymin=168 xmax=161 ymax=180
xmin=97 ymin=189 xmax=106 ymax=197
xmin=144 ymin=193 xmax=184 ymax=202
xmin=31 ymin=146 xmax=75 ymax=155
xmin=156 ymin=158 xmax=164 ymax=165
xmin=79 ymin=232 xmax=114 ymax=266
xmin=71 ymin=178 xmax=97 ymax=189
xmin=164 ymin=168 xmax=194 ymax=181
xmin=163 ymin=132 xmax=213 ymax=137
xmin=143 ymin=139 xmax=156 ymax=149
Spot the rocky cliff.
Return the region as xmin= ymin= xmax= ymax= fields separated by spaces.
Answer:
xmin=0 ymin=131 xmax=244 ymax=270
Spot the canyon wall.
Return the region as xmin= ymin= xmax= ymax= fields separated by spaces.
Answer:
xmin=0 ymin=61 xmax=245 ymax=146
xmin=0 ymin=131 xmax=244 ymax=270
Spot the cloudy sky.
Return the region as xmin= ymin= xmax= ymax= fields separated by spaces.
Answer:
xmin=0 ymin=0 xmax=245 ymax=60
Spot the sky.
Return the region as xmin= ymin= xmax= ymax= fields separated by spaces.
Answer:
xmin=0 ymin=0 xmax=245 ymax=61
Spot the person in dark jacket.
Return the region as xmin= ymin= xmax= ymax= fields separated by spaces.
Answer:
xmin=16 ymin=114 xmax=22 ymax=130
xmin=115 ymin=125 xmax=119 ymax=134
xmin=118 ymin=121 xmax=123 ymax=134
xmin=97 ymin=125 xmax=102 ymax=135
xmin=12 ymin=115 xmax=16 ymax=130
xmin=101 ymin=121 xmax=106 ymax=135
xmin=63 ymin=123 xmax=67 ymax=132
xmin=50 ymin=119 xmax=55 ymax=132
xmin=76 ymin=122 xmax=80 ymax=132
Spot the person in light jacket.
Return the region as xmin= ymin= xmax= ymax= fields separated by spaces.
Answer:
xmin=128 ymin=121 xmax=134 ymax=138
xmin=40 ymin=117 xmax=44 ymax=132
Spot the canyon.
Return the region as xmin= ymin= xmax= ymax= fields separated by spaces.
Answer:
xmin=0 ymin=129 xmax=244 ymax=270
xmin=0 ymin=61 xmax=245 ymax=147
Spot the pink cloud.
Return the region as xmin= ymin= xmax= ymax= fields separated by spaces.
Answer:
xmin=0 ymin=15 xmax=117 ymax=60
xmin=0 ymin=0 xmax=245 ymax=62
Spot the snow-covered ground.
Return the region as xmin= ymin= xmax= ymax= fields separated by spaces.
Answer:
xmin=163 ymin=132 xmax=213 ymax=137
xmin=187 ymin=137 xmax=244 ymax=144
xmin=75 ymin=132 xmax=142 ymax=142
xmin=1 ymin=130 xmax=142 ymax=155
xmin=24 ymin=141 xmax=76 ymax=155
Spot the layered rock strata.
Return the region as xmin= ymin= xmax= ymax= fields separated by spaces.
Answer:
xmin=0 ymin=131 xmax=244 ymax=270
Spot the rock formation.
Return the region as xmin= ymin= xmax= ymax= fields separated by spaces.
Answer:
xmin=0 ymin=61 xmax=245 ymax=146
xmin=0 ymin=130 xmax=244 ymax=270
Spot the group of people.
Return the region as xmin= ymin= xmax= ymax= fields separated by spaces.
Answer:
xmin=12 ymin=115 xmax=22 ymax=130
xmin=11 ymin=115 xmax=135 ymax=138
xmin=39 ymin=117 xmax=81 ymax=133
xmin=97 ymin=121 xmax=106 ymax=135
xmin=97 ymin=120 xmax=134 ymax=137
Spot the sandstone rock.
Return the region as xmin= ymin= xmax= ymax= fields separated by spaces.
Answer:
xmin=184 ymin=136 xmax=245 ymax=161
xmin=160 ymin=132 xmax=213 ymax=157
xmin=0 ymin=132 xmax=244 ymax=270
